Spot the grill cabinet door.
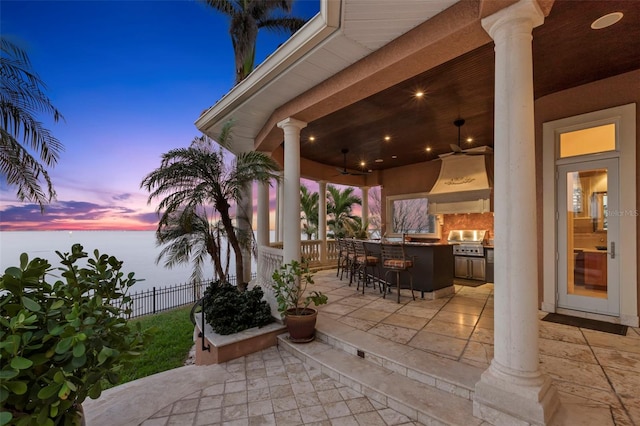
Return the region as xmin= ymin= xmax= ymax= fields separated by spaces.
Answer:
xmin=470 ymin=258 xmax=486 ymax=281
xmin=454 ymin=256 xmax=469 ymax=278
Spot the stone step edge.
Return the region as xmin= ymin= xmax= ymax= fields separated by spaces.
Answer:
xmin=313 ymin=325 xmax=480 ymax=401
xmin=277 ymin=335 xmax=482 ymax=426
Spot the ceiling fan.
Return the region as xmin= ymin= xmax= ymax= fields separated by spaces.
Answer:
xmin=439 ymin=119 xmax=493 ymax=158
xmin=335 ymin=148 xmax=368 ymax=176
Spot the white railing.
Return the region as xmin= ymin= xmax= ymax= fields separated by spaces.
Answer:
xmin=255 ymin=245 xmax=284 ymax=320
xmin=301 ymin=240 xmax=320 ymax=265
xmin=326 ymin=239 xmax=338 ymax=263
xmin=268 ymin=239 xmax=339 ymax=268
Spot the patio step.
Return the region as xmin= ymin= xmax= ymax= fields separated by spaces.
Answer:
xmin=315 ymin=314 xmax=484 ymax=401
xmin=278 ymin=333 xmax=483 ymax=425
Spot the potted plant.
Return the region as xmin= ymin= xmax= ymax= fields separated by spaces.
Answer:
xmin=271 ymin=260 xmax=328 ymax=343
xmin=0 ymin=244 xmax=153 ymax=426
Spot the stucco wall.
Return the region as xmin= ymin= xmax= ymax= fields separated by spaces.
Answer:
xmin=534 ymin=69 xmax=640 ymax=310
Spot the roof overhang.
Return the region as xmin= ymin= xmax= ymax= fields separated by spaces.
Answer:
xmin=195 ymin=0 xmax=341 ymax=154
xmin=194 ymin=0 xmax=464 ymax=155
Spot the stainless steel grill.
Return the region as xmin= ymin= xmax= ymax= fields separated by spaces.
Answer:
xmin=448 ymin=230 xmax=486 ymax=257
xmin=448 ymin=230 xmax=487 ymax=281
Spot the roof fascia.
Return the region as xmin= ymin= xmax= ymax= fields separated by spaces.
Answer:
xmin=194 ymin=0 xmax=341 ymax=137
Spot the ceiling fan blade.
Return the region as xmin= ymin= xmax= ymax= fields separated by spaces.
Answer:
xmin=450 ymin=143 xmax=463 ymax=153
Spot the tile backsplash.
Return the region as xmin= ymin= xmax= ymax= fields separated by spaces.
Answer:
xmin=441 ymin=212 xmax=494 ymax=243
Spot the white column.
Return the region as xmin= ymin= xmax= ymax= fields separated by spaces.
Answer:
xmin=318 ymin=181 xmax=327 ymax=263
xmin=257 ymin=181 xmax=270 ymax=247
xmin=361 ymin=186 xmax=369 ymax=233
xmin=474 ymin=1 xmax=559 ymax=425
xmin=277 ymin=118 xmax=307 ymax=265
xmin=276 ymin=172 xmax=284 ymax=242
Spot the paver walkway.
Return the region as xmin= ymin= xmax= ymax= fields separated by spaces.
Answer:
xmin=86 ymin=346 xmax=421 ymax=426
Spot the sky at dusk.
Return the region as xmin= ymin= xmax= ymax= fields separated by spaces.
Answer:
xmin=0 ymin=0 xmax=320 ymax=231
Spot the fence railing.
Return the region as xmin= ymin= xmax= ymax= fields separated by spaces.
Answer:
xmin=126 ymin=273 xmax=254 ymax=319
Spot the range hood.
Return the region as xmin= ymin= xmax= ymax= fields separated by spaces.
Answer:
xmin=427 ymin=148 xmax=493 ymax=214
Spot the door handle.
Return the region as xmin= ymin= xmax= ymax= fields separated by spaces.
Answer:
xmin=610 ymin=242 xmax=615 ymax=259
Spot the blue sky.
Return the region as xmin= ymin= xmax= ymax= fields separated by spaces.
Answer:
xmin=0 ymin=0 xmax=319 ymax=230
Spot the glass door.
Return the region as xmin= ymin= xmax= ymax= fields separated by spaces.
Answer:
xmin=557 ymin=158 xmax=619 ymax=315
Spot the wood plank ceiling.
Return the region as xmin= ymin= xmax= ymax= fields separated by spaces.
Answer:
xmin=298 ymin=0 xmax=640 ymax=173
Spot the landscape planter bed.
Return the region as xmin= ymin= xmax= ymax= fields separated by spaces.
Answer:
xmin=193 ymin=314 xmax=286 ymax=364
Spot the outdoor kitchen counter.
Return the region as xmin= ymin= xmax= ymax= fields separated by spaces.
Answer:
xmin=362 ymin=241 xmax=454 ymax=298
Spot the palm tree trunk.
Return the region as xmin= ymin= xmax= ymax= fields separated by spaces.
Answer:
xmin=218 ymin=201 xmax=246 ymax=291
xmin=206 ymin=231 xmax=226 ymax=282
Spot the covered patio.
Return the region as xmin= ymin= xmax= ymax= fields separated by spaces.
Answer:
xmin=192 ymin=0 xmax=638 ymax=423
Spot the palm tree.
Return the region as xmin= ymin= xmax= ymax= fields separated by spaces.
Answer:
xmin=327 ymin=185 xmax=361 ymax=238
xmin=141 ymin=121 xmax=280 ymax=290
xmin=300 ymin=184 xmax=318 ymax=240
xmin=342 ymin=216 xmax=369 ymax=239
xmin=155 ymin=206 xmax=227 ymax=282
xmin=202 ymin=0 xmax=308 ymax=84
xmin=0 ymin=37 xmax=64 ymax=211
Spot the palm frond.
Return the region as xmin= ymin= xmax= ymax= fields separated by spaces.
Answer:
xmin=258 ymin=17 xmax=307 ymax=34
xmin=0 ymin=37 xmax=63 ymax=209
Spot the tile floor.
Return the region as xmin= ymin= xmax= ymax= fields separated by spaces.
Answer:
xmin=310 ymin=270 xmax=640 ymax=426
xmin=140 ymin=347 xmax=421 ymax=426
xmin=86 ymin=269 xmax=640 ymax=425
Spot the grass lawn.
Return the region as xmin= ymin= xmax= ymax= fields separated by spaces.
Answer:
xmin=108 ymin=306 xmax=195 ymax=388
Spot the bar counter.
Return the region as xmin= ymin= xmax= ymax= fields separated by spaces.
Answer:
xmin=362 ymin=240 xmax=454 ymax=298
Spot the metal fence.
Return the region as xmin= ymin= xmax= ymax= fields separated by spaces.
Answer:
xmin=126 ymin=273 xmax=254 ymax=319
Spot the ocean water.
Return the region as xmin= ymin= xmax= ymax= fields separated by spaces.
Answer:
xmin=0 ymin=231 xmax=225 ymax=294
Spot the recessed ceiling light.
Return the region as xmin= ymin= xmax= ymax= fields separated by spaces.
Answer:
xmin=466 ymin=137 xmax=473 ymax=143
xmin=375 ymin=159 xmax=384 ymax=163
xmin=415 ymin=91 xmax=424 ymax=98
xmin=360 ymin=161 xmax=366 ymax=167
xmin=591 ymin=12 xmax=623 ymax=30
xmin=384 ymin=135 xmax=391 ymax=141
xmin=309 ymin=136 xmax=315 ymax=141
xmin=425 ymin=147 xmax=432 ymax=152
xmin=392 ymin=155 xmax=397 ymax=159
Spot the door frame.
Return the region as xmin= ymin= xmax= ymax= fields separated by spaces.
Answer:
xmin=542 ymin=103 xmax=638 ymax=327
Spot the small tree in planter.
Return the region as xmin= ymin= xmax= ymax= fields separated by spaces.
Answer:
xmin=0 ymin=244 xmax=153 ymax=426
xmin=271 ymin=260 xmax=328 ymax=343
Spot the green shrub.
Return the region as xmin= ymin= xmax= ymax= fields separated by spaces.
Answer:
xmin=202 ymin=282 xmax=273 ymax=335
xmin=0 ymin=244 xmax=153 ymax=426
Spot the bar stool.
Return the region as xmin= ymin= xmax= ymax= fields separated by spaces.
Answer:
xmin=336 ymin=237 xmax=349 ymax=280
xmin=380 ymin=242 xmax=415 ymax=303
xmin=354 ymin=240 xmax=379 ymax=294
xmin=346 ymin=238 xmax=359 ymax=286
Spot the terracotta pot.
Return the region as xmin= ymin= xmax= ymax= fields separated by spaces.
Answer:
xmin=284 ymin=308 xmax=318 ymax=343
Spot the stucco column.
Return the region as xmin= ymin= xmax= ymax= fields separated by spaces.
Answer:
xmin=361 ymin=186 xmax=369 ymax=233
xmin=276 ymin=172 xmax=284 ymax=242
xmin=318 ymin=180 xmax=327 ymax=263
xmin=474 ymin=1 xmax=559 ymax=425
xmin=277 ymin=118 xmax=307 ymax=264
xmin=257 ymin=181 xmax=270 ymax=248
